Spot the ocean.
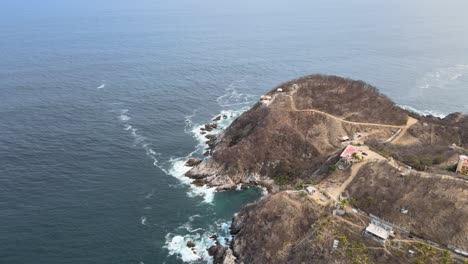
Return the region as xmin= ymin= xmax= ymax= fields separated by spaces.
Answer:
xmin=1 ymin=0 xmax=467 ymax=263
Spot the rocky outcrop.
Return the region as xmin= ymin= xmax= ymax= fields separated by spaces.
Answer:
xmin=185 ymin=159 xmax=276 ymax=191
xmin=201 ymin=123 xmax=218 ymax=132
xmin=185 ymin=158 xmax=202 ymax=167
xmin=186 ymin=240 xmax=195 ymax=248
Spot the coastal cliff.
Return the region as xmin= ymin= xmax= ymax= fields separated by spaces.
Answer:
xmin=186 ymin=75 xmax=468 ymax=263
xmin=187 ymin=75 xmax=408 ymax=190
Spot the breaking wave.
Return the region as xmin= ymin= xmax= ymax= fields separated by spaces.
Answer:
xmin=118 ymin=107 xmax=248 ymax=204
xmin=118 ymin=109 xmax=168 ymax=174
xmin=398 ymin=105 xmax=447 ymax=118
xmin=163 ymin=108 xmax=252 ymax=262
xmin=216 ymin=80 xmax=258 ymax=107
xmin=118 ymin=103 xmax=253 ymax=263
xmin=166 ymin=108 xmax=248 ymax=204
xmin=186 ymin=109 xmax=248 ymax=155
xmin=164 ymin=216 xmax=232 ymax=263
xmin=167 ymin=157 xmax=216 ymax=204
xmin=97 ymin=83 xmax=106 ymax=89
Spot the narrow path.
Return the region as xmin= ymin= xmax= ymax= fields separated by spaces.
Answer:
xmin=268 ymin=88 xmax=419 ymax=136
xmin=327 ymin=160 xmax=367 ymax=201
xmin=414 ymin=171 xmax=466 ymax=182
xmin=284 ymin=93 xmax=405 ymax=128
xmin=335 ymin=216 xmax=365 ymax=229
xmin=390 ymin=116 xmax=418 ymax=144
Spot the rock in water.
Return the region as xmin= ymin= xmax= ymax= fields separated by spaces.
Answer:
xmin=207 ymin=245 xmax=227 ymax=264
xmin=204 ymin=123 xmax=218 ymax=132
xmin=186 ymin=240 xmax=195 ymax=248
xmin=185 ymin=158 xmax=202 ymax=167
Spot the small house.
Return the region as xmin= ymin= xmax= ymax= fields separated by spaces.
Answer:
xmin=333 ymin=209 xmax=346 ymax=216
xmin=305 ymin=186 xmax=316 ymax=195
xmin=277 ymin=88 xmax=283 ymax=92
xmin=340 ymin=145 xmax=358 ymax=160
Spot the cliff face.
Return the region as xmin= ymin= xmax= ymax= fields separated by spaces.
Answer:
xmin=189 ymin=74 xmax=468 ymax=264
xmin=228 ymin=192 xmax=325 ymax=263
xmin=186 ymin=75 xmax=407 ymax=190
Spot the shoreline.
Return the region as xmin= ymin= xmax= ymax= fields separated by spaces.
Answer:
xmin=178 ymin=74 xmax=468 ymax=263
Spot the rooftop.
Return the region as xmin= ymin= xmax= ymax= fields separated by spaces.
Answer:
xmin=365 ymin=223 xmax=389 ymax=240
xmin=340 ymin=145 xmax=358 ymax=158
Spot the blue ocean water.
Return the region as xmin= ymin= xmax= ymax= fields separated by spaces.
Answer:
xmin=1 ymin=0 xmax=468 ymax=263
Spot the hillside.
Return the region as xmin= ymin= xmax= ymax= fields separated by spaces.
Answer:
xmin=186 ymin=75 xmax=411 ymax=191
xmin=183 ymin=74 xmax=468 ymax=264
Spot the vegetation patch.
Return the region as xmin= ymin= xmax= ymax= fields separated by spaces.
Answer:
xmin=294 ymin=180 xmax=318 ymax=190
xmin=274 ymin=175 xmax=291 ymax=185
xmin=337 ymin=236 xmax=370 ymax=264
xmin=366 ymin=139 xmax=455 ymax=171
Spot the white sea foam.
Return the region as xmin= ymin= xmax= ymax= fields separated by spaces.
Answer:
xmin=184 ymin=109 xmax=248 ymax=199
xmin=162 ymin=108 xmax=249 ymax=204
xmin=184 ymin=111 xmax=197 ymax=133
xmin=97 ymin=83 xmax=106 ymax=89
xmin=167 ymin=157 xmax=217 ymax=204
xmin=216 ymin=80 xmax=257 ymax=107
xmin=260 ymin=186 xmax=269 ymax=196
xmin=165 ymin=234 xmax=203 ymax=262
xmin=189 ymin=109 xmax=248 ymax=155
xmin=118 ymin=106 xmax=253 ymax=262
xmin=145 ymin=189 xmax=155 ymax=199
xmin=119 ymin=109 xmax=131 ymax=122
xmin=188 ymin=214 xmax=201 ymax=221
xmin=417 ymin=64 xmax=468 ymax=90
xmin=164 ymin=217 xmax=233 ymax=263
xmin=163 ymin=106 xmax=260 ymax=262
xmin=118 ymin=109 xmax=168 ymax=174
xmin=398 ymin=105 xmax=447 ymax=118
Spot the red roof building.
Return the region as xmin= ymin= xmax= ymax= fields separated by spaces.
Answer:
xmin=340 ymin=145 xmax=358 ymax=159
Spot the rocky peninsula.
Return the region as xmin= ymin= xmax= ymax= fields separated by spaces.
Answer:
xmin=186 ymin=75 xmax=468 ymax=263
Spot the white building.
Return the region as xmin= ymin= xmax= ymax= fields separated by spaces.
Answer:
xmin=305 ymin=186 xmax=316 ymax=195
xmin=365 ymin=223 xmax=389 ymax=244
